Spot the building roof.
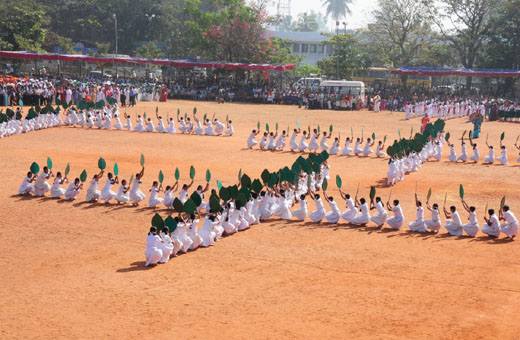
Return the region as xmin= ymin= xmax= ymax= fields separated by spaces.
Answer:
xmin=269 ymin=31 xmax=331 ymax=42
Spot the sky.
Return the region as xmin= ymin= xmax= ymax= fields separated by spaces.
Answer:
xmin=265 ymin=0 xmax=379 ymax=30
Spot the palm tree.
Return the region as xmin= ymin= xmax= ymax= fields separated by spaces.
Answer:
xmin=322 ymin=0 xmax=353 ymax=22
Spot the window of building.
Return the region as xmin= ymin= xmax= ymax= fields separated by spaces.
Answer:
xmin=301 ymin=43 xmax=309 ymax=53
xmin=310 ymin=44 xmax=317 ymax=53
xmin=326 ymin=44 xmax=333 ymax=55
xmin=293 ymin=43 xmax=300 ymax=53
xmin=318 ymin=44 xmax=324 ymax=53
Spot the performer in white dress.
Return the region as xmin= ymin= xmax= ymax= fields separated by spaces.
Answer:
xmin=145 ymin=227 xmax=163 ymax=267
xmin=308 ymin=130 xmax=320 ymax=153
xmin=482 ymin=209 xmax=501 ymax=238
xmin=340 ymin=191 xmax=357 ymax=222
xmin=134 ymin=115 xmax=145 ymax=132
xmin=199 ymin=215 xmax=217 ymax=247
xmin=167 ymin=118 xmax=176 ymax=134
xmin=386 ymin=200 xmax=404 ymax=230
xmin=18 ymin=172 xmax=35 ymax=195
xmin=329 ymin=138 xmax=341 ymax=155
xmin=290 ymin=129 xmax=300 ymax=152
xmin=159 ymin=227 xmax=174 ymax=263
xmin=350 ymin=197 xmax=370 ymax=226
xmin=187 ymin=214 xmax=203 ymax=250
xmin=155 ymin=115 xmax=165 ymax=133
xmin=341 ymin=137 xmax=353 ymax=156
xmin=129 ymin=167 xmax=146 ymax=206
xmin=148 ymin=181 xmax=164 ymax=208
xmin=408 ymin=195 xmax=426 ymax=232
xmin=497 ymin=145 xmax=508 ymax=165
xmin=298 ymin=131 xmax=309 ymax=152
xmin=319 ymin=131 xmax=331 ymax=152
xmin=309 ymin=192 xmax=326 ymax=223
xmin=483 ymin=143 xmax=495 ymax=164
xmin=460 ymin=199 xmax=479 ymax=237
xmin=115 ymin=179 xmax=130 ymax=204
xmin=370 ymin=197 xmax=388 ymax=228
xmin=34 ymin=166 xmax=53 ymax=196
xmin=469 ymin=137 xmax=480 ymax=163
xmin=64 ymin=178 xmax=83 ymax=201
xmin=85 ymin=170 xmax=104 ymax=202
xmin=457 ymin=140 xmax=468 ymax=162
xmin=444 ymin=206 xmax=463 ymax=236
xmin=375 ymin=141 xmax=387 ymax=158
xmin=247 ymin=130 xmax=259 ymax=149
xmin=100 ymin=172 xmax=118 ymax=203
xmin=353 ymin=137 xmax=364 ymax=156
xmin=362 ymin=138 xmax=375 ymax=157
xmin=51 ymin=172 xmax=67 ymax=198
xmin=447 ymin=142 xmax=458 ymax=162
xmin=225 ymin=120 xmax=234 ymax=136
xmin=500 ymin=206 xmax=519 ymax=239
xmin=324 ymin=195 xmax=341 ymax=223
xmin=292 ymin=194 xmax=308 ymax=221
xmin=163 ymin=182 xmax=179 ymax=209
xmin=425 ymin=203 xmax=441 ymax=232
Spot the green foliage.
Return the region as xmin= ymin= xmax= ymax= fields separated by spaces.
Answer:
xmin=317 ymin=33 xmax=363 ymax=80
xmin=30 ymin=162 xmax=40 ymax=175
xmin=183 ymin=199 xmax=196 ymax=215
xmin=151 ymin=213 xmax=164 ymax=229
xmin=164 ymin=216 xmax=177 ymax=233
xmin=98 ymin=157 xmax=106 ymax=170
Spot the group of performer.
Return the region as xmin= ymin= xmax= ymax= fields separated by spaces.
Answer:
xmin=0 ymin=108 xmax=62 ymax=138
xmin=62 ymin=105 xmax=234 ymax=136
xmin=247 ymin=128 xmax=387 ymax=158
xmin=404 ymin=99 xmax=490 ymax=120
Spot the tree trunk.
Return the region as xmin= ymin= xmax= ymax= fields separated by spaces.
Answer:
xmin=465 ymin=76 xmax=473 ymax=90
xmin=400 ymin=74 xmax=408 ymax=88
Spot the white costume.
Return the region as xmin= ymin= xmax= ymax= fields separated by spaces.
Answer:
xmin=445 ymin=210 xmax=463 ymax=236
xmin=148 ymin=186 xmax=164 ymax=208
xmin=85 ymin=178 xmax=101 ymax=202
xmin=387 ymin=204 xmax=404 ymax=230
xmin=462 ymin=211 xmax=479 ymax=237
xmin=51 ymin=178 xmax=66 ymax=198
xmin=129 ymin=178 xmax=146 ymax=204
xmin=309 ymin=197 xmax=326 ymax=222
xmin=18 ymin=176 xmax=34 ymax=195
xmin=100 ymin=178 xmax=117 ymax=202
xmin=370 ymin=201 xmax=388 ymax=227
xmin=408 ymin=206 xmax=426 ymax=232
xmin=424 ymin=208 xmax=441 ymax=232
xmin=145 ymin=233 xmax=163 ymax=266
xmin=350 ymin=203 xmax=370 ymax=225
xmin=500 ymin=210 xmax=519 ymax=237
xmin=481 ymin=214 xmax=500 ymax=238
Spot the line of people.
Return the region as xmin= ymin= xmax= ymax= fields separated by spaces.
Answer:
xmin=247 ymin=128 xmax=387 ymax=158
xmin=62 ymin=104 xmax=234 ymax=136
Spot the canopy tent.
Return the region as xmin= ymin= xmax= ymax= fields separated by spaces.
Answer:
xmin=0 ymin=51 xmax=295 ymax=72
xmin=391 ymin=67 xmax=520 ymax=78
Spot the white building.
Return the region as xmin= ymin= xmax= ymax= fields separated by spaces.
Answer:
xmin=270 ymin=31 xmax=333 ymax=66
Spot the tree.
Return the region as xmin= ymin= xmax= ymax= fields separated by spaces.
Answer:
xmin=434 ymin=0 xmax=500 ymax=89
xmin=291 ymin=12 xmax=320 ymax=32
xmin=368 ymin=0 xmax=433 ymax=87
xmin=316 ymin=33 xmax=362 ymax=79
xmin=292 ymin=62 xmax=321 ymax=77
xmin=481 ymin=0 xmax=520 ymax=93
xmin=0 ymin=0 xmax=46 ymax=51
xmin=322 ymin=0 xmax=353 ymax=22
xmin=133 ymin=42 xmax=165 ymax=59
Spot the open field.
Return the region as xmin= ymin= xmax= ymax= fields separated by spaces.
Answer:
xmin=1 ymin=101 xmax=520 ymax=339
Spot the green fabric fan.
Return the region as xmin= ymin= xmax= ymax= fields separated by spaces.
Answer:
xmin=151 ymin=213 xmax=164 ymax=229
xmin=164 ymin=216 xmax=177 ymax=233
xmin=261 ymin=169 xmax=270 ymax=184
xmin=372 ymin=132 xmax=375 ymax=140
xmin=329 ymin=124 xmax=333 ymax=134
xmin=80 ymin=170 xmax=87 ymax=183
xmin=383 ymin=135 xmax=387 ymax=143
xmin=47 ymin=157 xmax=53 ymax=170
xmin=113 ymin=163 xmax=119 ymax=176
xmin=276 ymin=122 xmax=279 ymax=132
xmin=216 ymin=180 xmax=223 ymax=190
xmin=30 ymin=162 xmax=40 ymax=175
xmin=156 ymin=106 xmax=159 ymax=115
xmin=18 ymin=99 xmax=23 ymax=107
xmin=226 ymin=114 xmax=229 ymax=122
xmin=206 ymin=169 xmax=211 ymax=182
xmin=173 ymin=198 xmax=184 ymax=212
xmin=177 ymin=109 xmax=180 ymax=119
xmin=266 ymin=123 xmax=270 ymax=132
xmin=322 ymin=177 xmax=328 ymax=191
xmin=190 ymin=166 xmax=195 ymax=180
xmin=65 ymin=163 xmax=70 ymax=177
xmin=251 ymin=179 xmax=263 ymax=193
xmin=184 ymin=199 xmax=196 ymax=215
xmin=336 ymin=175 xmax=342 ymax=189
xmin=98 ymin=157 xmax=106 ymax=170
xmin=426 ymin=188 xmax=432 ymax=202
xmin=370 ymin=186 xmax=376 ymax=201
xmin=143 ymin=112 xmax=147 ymax=120
xmin=159 ymin=170 xmax=164 ymax=184
xmin=398 ymin=129 xmax=401 ymax=138
xmin=257 ymin=121 xmax=260 ymax=130
xmin=175 ymin=167 xmax=180 ymax=181
xmin=317 ymin=125 xmax=321 ymax=134
xmin=238 ymin=168 xmax=242 ymax=182
xmin=445 ymin=132 xmax=451 ymax=142
xmin=219 ymin=187 xmax=231 ymax=201
xmin=193 ymin=107 xmax=197 ymax=115
xmin=190 ymin=191 xmax=202 ymax=206
xmin=500 ymin=196 xmax=506 ymax=210
xmin=209 ymin=196 xmax=222 ymax=213
xmin=296 ymin=119 xmax=300 ymax=129
xmin=459 ymin=184 xmax=464 ymax=199
xmin=203 ymin=113 xmax=207 ymax=121
xmin=500 ymin=132 xmax=505 ymax=141
xmin=140 ymin=154 xmax=145 ymax=167
xmin=240 ymin=174 xmax=251 ymax=188
xmin=235 ymin=193 xmax=247 ymax=209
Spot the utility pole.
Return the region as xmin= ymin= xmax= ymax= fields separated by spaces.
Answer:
xmin=335 ymin=21 xmax=339 ymax=79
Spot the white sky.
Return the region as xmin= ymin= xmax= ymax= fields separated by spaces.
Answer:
xmin=265 ymin=0 xmax=378 ymax=30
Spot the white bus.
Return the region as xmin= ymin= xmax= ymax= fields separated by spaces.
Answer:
xmin=319 ymin=80 xmax=365 ymax=102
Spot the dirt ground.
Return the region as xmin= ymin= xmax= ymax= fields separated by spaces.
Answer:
xmin=1 ymin=100 xmax=520 ymax=339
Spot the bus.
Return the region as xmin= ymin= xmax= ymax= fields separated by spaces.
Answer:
xmin=319 ymin=80 xmax=365 ymax=103
xmin=297 ymin=77 xmax=322 ymax=89
xmin=352 ymin=67 xmax=431 ymax=88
